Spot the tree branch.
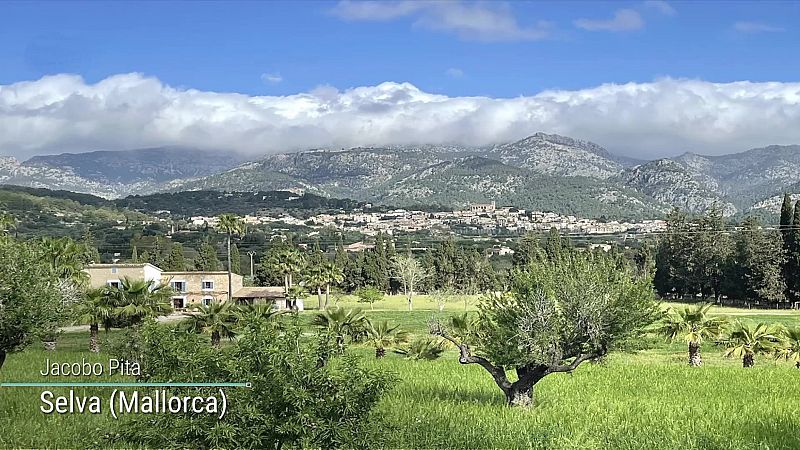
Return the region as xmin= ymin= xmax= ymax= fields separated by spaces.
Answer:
xmin=547 ymin=352 xmax=600 ymax=374
xmin=430 ymin=320 xmax=512 ymax=391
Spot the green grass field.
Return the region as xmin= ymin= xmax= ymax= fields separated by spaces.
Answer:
xmin=2 ymin=303 xmax=800 ymax=449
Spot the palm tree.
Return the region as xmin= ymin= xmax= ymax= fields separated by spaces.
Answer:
xmin=235 ymin=302 xmax=286 ymax=325
xmin=73 ymin=288 xmax=115 ymax=353
xmin=394 ymin=337 xmax=445 ymax=361
xmin=269 ymin=247 xmax=306 ymax=308
xmin=181 ymin=301 xmax=238 ymax=347
xmin=304 ymin=262 xmax=327 ymax=309
xmin=110 ymin=278 xmax=173 ymax=325
xmin=723 ymin=321 xmax=781 ymax=367
xmin=216 ymin=214 xmax=245 ymax=302
xmin=313 ymin=306 xmax=367 ymax=353
xmin=366 ymin=320 xmax=409 ymax=358
xmin=776 ymin=326 xmax=800 ymax=368
xmin=653 ymin=303 xmax=727 ymax=367
xmin=323 ymin=261 xmax=344 ymax=309
xmin=39 ymin=236 xmax=89 ymax=286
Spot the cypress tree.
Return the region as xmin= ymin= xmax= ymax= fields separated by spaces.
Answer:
xmin=165 ymin=243 xmax=187 ymax=271
xmin=230 ymin=243 xmax=241 ymax=274
xmin=788 ymin=202 xmax=800 ymax=301
xmin=131 ymin=245 xmax=139 ymax=263
xmin=780 ymin=193 xmax=794 ymax=245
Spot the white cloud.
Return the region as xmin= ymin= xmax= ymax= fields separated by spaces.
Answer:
xmin=643 ymin=1 xmax=676 ymax=16
xmin=575 ymin=9 xmax=644 ymax=32
xmin=261 ymin=72 xmax=283 ymax=84
xmin=331 ymin=0 xmax=551 ymax=42
xmin=1 ymin=73 xmax=800 ymax=160
xmin=445 ymin=68 xmax=464 ymax=78
xmin=733 ymin=21 xmax=785 ymax=33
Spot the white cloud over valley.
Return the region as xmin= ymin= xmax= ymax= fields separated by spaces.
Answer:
xmin=1 ymin=73 xmax=800 ymax=160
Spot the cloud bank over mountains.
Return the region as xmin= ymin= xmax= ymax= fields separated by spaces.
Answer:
xmin=1 ymin=73 xmax=799 ymax=159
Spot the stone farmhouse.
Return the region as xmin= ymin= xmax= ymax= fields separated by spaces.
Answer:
xmin=84 ymin=263 xmax=286 ymax=310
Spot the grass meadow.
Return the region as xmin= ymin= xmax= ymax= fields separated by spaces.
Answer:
xmin=2 ymin=301 xmax=800 ymax=449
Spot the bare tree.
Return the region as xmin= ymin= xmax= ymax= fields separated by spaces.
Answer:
xmin=391 ymin=255 xmax=428 ymax=311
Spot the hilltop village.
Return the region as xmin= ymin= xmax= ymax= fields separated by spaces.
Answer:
xmin=187 ymin=201 xmax=667 ymax=237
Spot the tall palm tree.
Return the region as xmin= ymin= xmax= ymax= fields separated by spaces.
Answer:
xmin=653 ymin=303 xmax=727 ymax=367
xmin=269 ymin=247 xmax=305 ymax=308
xmin=181 ymin=301 xmax=238 ymax=347
xmin=110 ymin=277 xmax=173 ymax=325
xmin=313 ymin=306 xmax=366 ymax=353
xmin=323 ymin=261 xmax=344 ymax=309
xmin=216 ymin=214 xmax=245 ymax=302
xmin=723 ymin=321 xmax=781 ymax=367
xmin=74 ymin=288 xmax=115 ymax=353
xmin=366 ymin=320 xmax=409 ymax=358
xmin=304 ymin=262 xmax=327 ymax=309
xmin=776 ymin=326 xmax=800 ymax=368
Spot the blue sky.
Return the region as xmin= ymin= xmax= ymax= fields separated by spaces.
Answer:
xmin=0 ymin=1 xmax=799 ymax=159
xmin=1 ymin=1 xmax=797 ymax=97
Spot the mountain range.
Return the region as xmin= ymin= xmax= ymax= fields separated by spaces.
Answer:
xmin=3 ymin=133 xmax=800 ymax=220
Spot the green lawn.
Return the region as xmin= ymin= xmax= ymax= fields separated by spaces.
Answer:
xmin=2 ymin=306 xmax=800 ymax=449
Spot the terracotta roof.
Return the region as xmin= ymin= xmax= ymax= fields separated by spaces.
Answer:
xmin=233 ymin=286 xmax=285 ymax=299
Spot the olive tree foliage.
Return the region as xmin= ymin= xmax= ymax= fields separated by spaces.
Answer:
xmin=430 ymin=251 xmax=658 ymax=407
xmin=0 ymin=239 xmax=67 ymax=370
xmin=112 ymin=316 xmax=394 ymax=450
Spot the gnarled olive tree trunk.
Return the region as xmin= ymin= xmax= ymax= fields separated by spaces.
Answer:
xmin=743 ymin=353 xmax=754 ymax=368
xmin=432 ymin=326 xmax=599 ymax=407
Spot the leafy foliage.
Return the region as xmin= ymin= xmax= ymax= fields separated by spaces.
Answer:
xmin=112 ymin=319 xmax=394 ymax=450
xmin=366 ymin=320 xmax=409 ymax=358
xmin=723 ymin=321 xmax=783 ymax=367
xmin=394 ymin=336 xmax=445 ymax=361
xmin=0 ymin=238 xmax=66 ymax=368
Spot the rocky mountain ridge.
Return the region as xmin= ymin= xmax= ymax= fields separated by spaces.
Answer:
xmin=2 ymin=135 xmax=800 ymax=219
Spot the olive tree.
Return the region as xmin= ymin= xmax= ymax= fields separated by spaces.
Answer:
xmin=0 ymin=239 xmax=65 ymax=370
xmin=430 ymin=252 xmax=657 ymax=407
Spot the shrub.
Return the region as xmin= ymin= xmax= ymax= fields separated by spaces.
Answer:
xmin=111 ymin=318 xmax=394 ymax=449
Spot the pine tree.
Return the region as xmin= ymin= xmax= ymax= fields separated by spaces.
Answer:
xmin=545 ymin=228 xmax=564 ymax=260
xmin=165 ymin=243 xmax=187 ymax=271
xmin=513 ymin=232 xmax=542 ymax=267
xmin=139 ymin=250 xmax=151 ymax=265
xmin=697 ymin=206 xmax=731 ymax=301
xmin=81 ymin=231 xmax=101 ymax=264
xmin=194 ymin=240 xmax=221 ymax=271
xmin=729 ymin=218 xmax=785 ymax=305
xmin=655 ymin=208 xmax=693 ymax=298
xmin=153 ymin=237 xmax=164 ymax=267
xmin=230 ymin=244 xmax=241 ymax=275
